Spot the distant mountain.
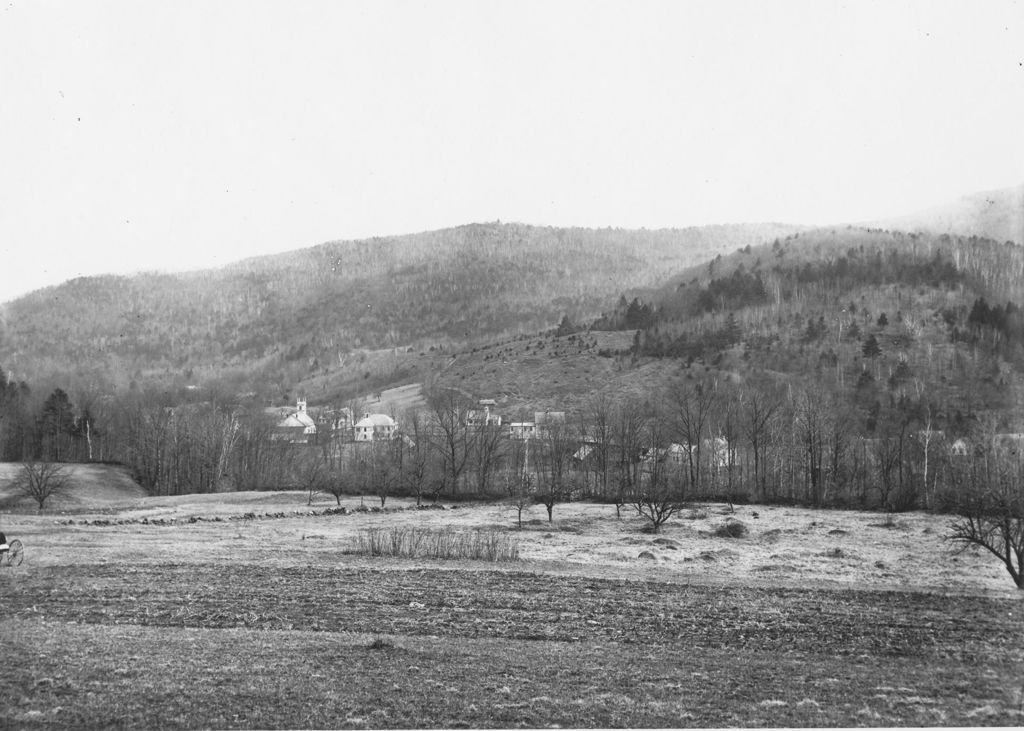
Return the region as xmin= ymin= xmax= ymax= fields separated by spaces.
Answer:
xmin=0 ymin=221 xmax=800 ymax=397
xmin=868 ymin=183 xmax=1024 ymax=244
xmin=4 ymin=182 xmax=1022 ymax=408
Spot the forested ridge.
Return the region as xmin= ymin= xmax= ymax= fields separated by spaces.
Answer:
xmin=570 ymin=225 xmax=1024 ymax=436
xmin=0 ymin=221 xmax=799 ymax=392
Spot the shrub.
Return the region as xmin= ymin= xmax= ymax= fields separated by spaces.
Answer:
xmin=348 ymin=527 xmax=520 ymax=562
xmin=714 ymin=520 xmax=748 ymax=538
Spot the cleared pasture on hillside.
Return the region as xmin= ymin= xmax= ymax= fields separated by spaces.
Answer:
xmin=0 ymin=462 xmax=147 ymax=510
xmin=1 ymin=490 xmax=1022 ymax=727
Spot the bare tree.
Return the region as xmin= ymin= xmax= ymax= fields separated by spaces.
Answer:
xmin=739 ymin=385 xmax=779 ymax=501
xmin=427 ymin=388 xmax=477 ymax=496
xmin=321 ymin=443 xmax=361 ymax=505
xmin=535 ymin=422 xmax=576 ymax=522
xmin=632 ymin=409 xmax=685 ymax=533
xmin=14 ymin=461 xmax=71 ymax=510
xmin=947 ymin=437 xmax=1024 ymax=589
xmin=296 ymin=448 xmax=332 ymax=504
xmin=792 ymin=388 xmax=831 ymax=507
xmin=671 ymin=381 xmax=717 ymax=497
xmin=715 ymin=393 xmax=742 ymax=512
xmin=118 ymin=394 xmax=240 ymax=496
xmin=611 ymin=398 xmax=647 ymax=518
xmin=471 ymin=421 xmax=506 ymax=496
xmin=919 ymin=414 xmax=936 ymax=510
xmin=582 ymin=392 xmax=615 ymax=499
xmin=363 ymin=439 xmax=401 ymax=507
xmin=398 ymin=409 xmax=444 ymax=505
xmin=504 ymin=437 xmax=533 ymax=529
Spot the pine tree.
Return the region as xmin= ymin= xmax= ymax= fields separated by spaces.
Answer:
xmin=724 ymin=312 xmax=741 ymax=345
xmin=862 ymin=334 xmax=882 ymax=359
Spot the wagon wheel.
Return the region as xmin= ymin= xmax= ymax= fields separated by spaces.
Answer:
xmin=7 ymin=539 xmax=23 ymax=567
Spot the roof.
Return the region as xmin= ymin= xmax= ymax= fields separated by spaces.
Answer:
xmin=277 ymin=411 xmax=316 ymax=429
xmin=535 ymin=411 xmax=566 ymax=425
xmin=354 ymin=413 xmax=397 ymax=429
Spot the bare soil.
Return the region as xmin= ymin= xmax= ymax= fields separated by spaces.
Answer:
xmin=1 ymin=485 xmax=1023 ymax=727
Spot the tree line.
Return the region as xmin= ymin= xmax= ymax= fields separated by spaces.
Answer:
xmin=3 ymin=368 xmax=1022 ymax=587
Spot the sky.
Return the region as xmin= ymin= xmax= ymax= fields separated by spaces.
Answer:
xmin=1 ymin=0 xmax=1022 ymax=300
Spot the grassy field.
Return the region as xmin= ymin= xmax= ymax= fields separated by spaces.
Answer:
xmin=0 ymin=463 xmax=147 ymax=510
xmin=1 ymin=483 xmax=1023 ymax=728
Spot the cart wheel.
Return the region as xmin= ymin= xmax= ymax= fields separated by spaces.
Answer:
xmin=7 ymin=539 xmax=22 ymax=567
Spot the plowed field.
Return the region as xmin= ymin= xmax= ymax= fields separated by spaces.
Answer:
xmin=5 ymin=563 xmax=1015 ymax=656
xmin=1 ymin=494 xmax=1023 ymax=727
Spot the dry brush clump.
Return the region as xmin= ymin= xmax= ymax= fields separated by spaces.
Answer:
xmin=348 ymin=526 xmax=520 ymax=562
xmin=714 ymin=519 xmax=749 ymax=538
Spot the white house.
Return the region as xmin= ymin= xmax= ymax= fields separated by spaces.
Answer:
xmin=508 ymin=422 xmax=537 ymax=440
xmin=353 ymin=412 xmax=398 ymax=441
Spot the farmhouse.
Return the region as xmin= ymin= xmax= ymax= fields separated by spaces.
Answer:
xmin=354 ymin=412 xmax=398 ymax=441
xmin=506 ymin=409 xmax=567 ymax=440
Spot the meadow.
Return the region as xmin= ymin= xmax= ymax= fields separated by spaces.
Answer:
xmin=1 ymin=483 xmax=1022 ymax=728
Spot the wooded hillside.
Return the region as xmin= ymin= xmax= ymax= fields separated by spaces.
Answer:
xmin=0 ymin=221 xmax=799 ymax=396
xmin=578 ymin=225 xmax=1024 ymax=432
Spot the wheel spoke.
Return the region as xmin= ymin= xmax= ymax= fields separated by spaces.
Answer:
xmin=8 ymin=539 xmax=23 ymax=567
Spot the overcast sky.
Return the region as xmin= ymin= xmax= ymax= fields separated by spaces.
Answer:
xmin=1 ymin=0 xmax=1022 ymax=301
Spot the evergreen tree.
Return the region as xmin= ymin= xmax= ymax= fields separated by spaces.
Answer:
xmin=40 ymin=388 xmax=77 ymax=461
xmin=724 ymin=312 xmax=741 ymax=345
xmin=862 ymin=334 xmax=882 ymax=359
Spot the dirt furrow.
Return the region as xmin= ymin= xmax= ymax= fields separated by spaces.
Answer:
xmin=6 ymin=563 xmax=1018 ymax=660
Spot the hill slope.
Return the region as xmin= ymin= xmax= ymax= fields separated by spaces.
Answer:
xmin=438 ymin=225 xmax=1024 ymax=432
xmin=0 ymin=221 xmax=799 ymax=396
xmin=0 ymin=463 xmax=147 ymax=510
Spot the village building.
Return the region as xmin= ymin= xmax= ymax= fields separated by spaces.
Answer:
xmin=353 ymin=412 xmax=398 ymax=441
xmin=508 ymin=421 xmax=537 ymax=440
xmin=466 ymin=399 xmax=503 ymax=428
xmin=272 ymin=399 xmax=317 ymax=444
xmin=533 ymin=411 xmax=566 ymax=438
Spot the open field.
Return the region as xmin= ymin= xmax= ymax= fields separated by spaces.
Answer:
xmin=2 ymin=487 xmax=1023 ymax=728
xmin=361 ymin=382 xmax=428 ymax=416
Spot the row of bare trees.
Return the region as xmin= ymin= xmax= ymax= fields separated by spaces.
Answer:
xmin=1 ymin=372 xmax=1010 ymax=517
xmin=4 ymin=377 xmax=1021 ymax=587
